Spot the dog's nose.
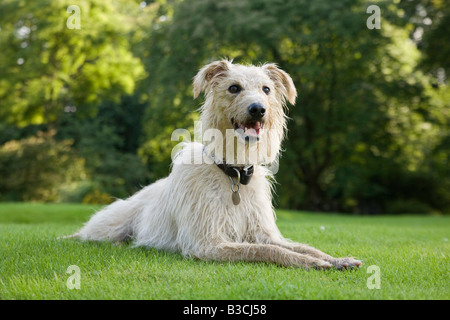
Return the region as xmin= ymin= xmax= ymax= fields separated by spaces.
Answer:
xmin=248 ymin=103 xmax=266 ymax=120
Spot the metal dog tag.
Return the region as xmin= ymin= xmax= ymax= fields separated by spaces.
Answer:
xmin=232 ymin=191 xmax=241 ymax=205
xmin=229 ymin=174 xmax=241 ymax=206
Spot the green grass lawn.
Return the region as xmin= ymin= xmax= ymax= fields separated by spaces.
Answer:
xmin=0 ymin=203 xmax=449 ymax=300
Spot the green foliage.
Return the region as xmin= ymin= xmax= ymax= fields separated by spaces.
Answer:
xmin=0 ymin=131 xmax=86 ymax=202
xmin=82 ymin=189 xmax=115 ymax=204
xmin=56 ymin=98 xmax=150 ymax=199
xmin=0 ymin=0 xmax=145 ymax=125
xmin=399 ymin=0 xmax=450 ymax=74
xmin=0 ymin=0 xmax=154 ymax=201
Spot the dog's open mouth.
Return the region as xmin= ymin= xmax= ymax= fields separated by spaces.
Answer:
xmin=231 ymin=118 xmax=264 ymax=141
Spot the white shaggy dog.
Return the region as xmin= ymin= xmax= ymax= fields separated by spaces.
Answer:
xmin=73 ymin=60 xmax=361 ymax=270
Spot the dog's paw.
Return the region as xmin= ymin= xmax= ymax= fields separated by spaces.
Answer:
xmin=330 ymin=257 xmax=362 ymax=270
xmin=311 ymin=259 xmax=332 ymax=270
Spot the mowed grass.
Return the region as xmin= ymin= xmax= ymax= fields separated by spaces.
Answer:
xmin=0 ymin=203 xmax=449 ymax=300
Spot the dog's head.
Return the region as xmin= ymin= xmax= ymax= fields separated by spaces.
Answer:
xmin=193 ymin=59 xmax=297 ymax=165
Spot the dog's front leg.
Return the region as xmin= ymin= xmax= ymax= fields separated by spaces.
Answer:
xmin=208 ymin=242 xmax=332 ymax=269
xmin=266 ymin=238 xmax=362 ymax=270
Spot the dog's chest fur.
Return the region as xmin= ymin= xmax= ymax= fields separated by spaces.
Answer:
xmin=169 ymin=143 xmax=275 ymax=245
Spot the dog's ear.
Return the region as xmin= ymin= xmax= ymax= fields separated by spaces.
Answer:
xmin=263 ymin=63 xmax=297 ymax=106
xmin=193 ymin=60 xmax=231 ymax=99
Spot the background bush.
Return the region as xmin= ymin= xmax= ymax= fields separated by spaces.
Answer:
xmin=0 ymin=130 xmax=86 ymax=202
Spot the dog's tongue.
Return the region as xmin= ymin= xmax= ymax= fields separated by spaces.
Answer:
xmin=245 ymin=121 xmax=261 ymax=135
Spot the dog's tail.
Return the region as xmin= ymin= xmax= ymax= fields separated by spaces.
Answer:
xmin=67 ymin=198 xmax=142 ymax=242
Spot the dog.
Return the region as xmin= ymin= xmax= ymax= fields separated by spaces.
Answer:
xmin=72 ymin=60 xmax=362 ymax=270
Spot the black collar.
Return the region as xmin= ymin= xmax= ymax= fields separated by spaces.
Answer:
xmin=202 ymin=145 xmax=254 ymax=185
xmin=216 ymin=163 xmax=254 ymax=185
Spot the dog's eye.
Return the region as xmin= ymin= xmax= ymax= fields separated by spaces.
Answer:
xmin=228 ymin=85 xmax=242 ymax=94
xmin=263 ymin=86 xmax=270 ymax=95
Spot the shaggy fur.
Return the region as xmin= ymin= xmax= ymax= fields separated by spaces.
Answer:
xmin=72 ymin=60 xmax=362 ymax=270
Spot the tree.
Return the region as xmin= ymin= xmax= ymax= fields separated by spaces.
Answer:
xmin=0 ymin=0 xmax=157 ymax=201
xmin=0 ymin=0 xmax=145 ymax=126
xmin=139 ymin=0 xmax=449 ymax=213
xmin=56 ymin=96 xmax=150 ymax=199
xmin=399 ymin=0 xmax=450 ymax=74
